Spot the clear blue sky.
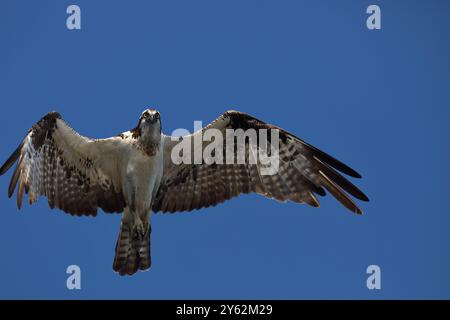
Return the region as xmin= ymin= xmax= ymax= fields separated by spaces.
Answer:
xmin=1 ymin=0 xmax=449 ymax=299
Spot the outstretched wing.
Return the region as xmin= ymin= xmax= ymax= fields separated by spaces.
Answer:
xmin=153 ymin=110 xmax=369 ymax=214
xmin=0 ymin=112 xmax=126 ymax=216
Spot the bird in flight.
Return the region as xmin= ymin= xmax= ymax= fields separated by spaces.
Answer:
xmin=0 ymin=109 xmax=368 ymax=276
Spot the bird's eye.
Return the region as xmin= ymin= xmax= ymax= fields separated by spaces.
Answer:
xmin=143 ymin=112 xmax=149 ymax=118
xmin=155 ymin=113 xmax=160 ymax=119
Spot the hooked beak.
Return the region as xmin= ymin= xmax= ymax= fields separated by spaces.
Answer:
xmin=144 ymin=115 xmax=158 ymax=124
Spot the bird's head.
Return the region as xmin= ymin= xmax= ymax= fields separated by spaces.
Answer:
xmin=140 ymin=108 xmax=160 ymax=125
xmin=136 ymin=108 xmax=162 ymax=141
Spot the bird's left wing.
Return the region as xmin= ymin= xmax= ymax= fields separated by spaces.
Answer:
xmin=0 ymin=112 xmax=127 ymax=216
xmin=153 ymin=110 xmax=369 ymax=214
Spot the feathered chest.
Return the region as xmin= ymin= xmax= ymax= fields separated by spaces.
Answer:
xmin=133 ymin=140 xmax=160 ymax=157
xmin=123 ymin=143 xmax=164 ymax=208
xmin=124 ymin=143 xmax=163 ymax=182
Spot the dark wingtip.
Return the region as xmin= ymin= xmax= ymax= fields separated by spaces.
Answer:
xmin=360 ymin=193 xmax=370 ymax=202
xmin=224 ymin=110 xmax=364 ymax=179
xmin=300 ymin=140 xmax=363 ymax=178
xmin=351 ymin=171 xmax=362 ymax=179
xmin=0 ymin=141 xmax=24 ymax=176
xmin=313 ymin=156 xmax=369 ymax=202
xmin=318 ymin=170 xmax=363 ymax=215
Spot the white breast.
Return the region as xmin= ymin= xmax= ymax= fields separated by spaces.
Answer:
xmin=122 ymin=145 xmax=163 ymax=212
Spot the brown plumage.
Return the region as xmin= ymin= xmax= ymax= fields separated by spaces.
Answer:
xmin=154 ymin=110 xmax=369 ymax=214
xmin=1 ymin=112 xmax=126 ymax=216
xmin=113 ymin=221 xmax=151 ymax=275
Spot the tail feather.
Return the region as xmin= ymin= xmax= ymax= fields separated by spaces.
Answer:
xmin=113 ymin=221 xmax=151 ymax=276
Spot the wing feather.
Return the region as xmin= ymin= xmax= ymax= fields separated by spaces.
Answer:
xmin=1 ymin=112 xmax=127 ymax=216
xmin=153 ymin=110 xmax=368 ymax=214
xmin=318 ymin=170 xmax=362 ymax=214
xmin=8 ymin=156 xmax=24 ymax=198
xmin=0 ymin=140 xmax=25 ymax=175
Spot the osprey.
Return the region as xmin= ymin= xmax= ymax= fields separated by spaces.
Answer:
xmin=0 ymin=109 xmax=368 ymax=276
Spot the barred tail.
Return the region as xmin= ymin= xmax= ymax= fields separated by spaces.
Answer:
xmin=113 ymin=221 xmax=151 ymax=276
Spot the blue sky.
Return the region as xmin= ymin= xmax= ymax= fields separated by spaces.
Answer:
xmin=1 ymin=0 xmax=449 ymax=299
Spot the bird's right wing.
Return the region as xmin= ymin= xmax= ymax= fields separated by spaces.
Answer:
xmin=0 ymin=112 xmax=128 ymax=216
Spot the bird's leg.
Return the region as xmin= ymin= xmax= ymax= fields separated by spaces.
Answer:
xmin=131 ymin=210 xmax=148 ymax=241
xmin=132 ymin=217 xmax=144 ymax=240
